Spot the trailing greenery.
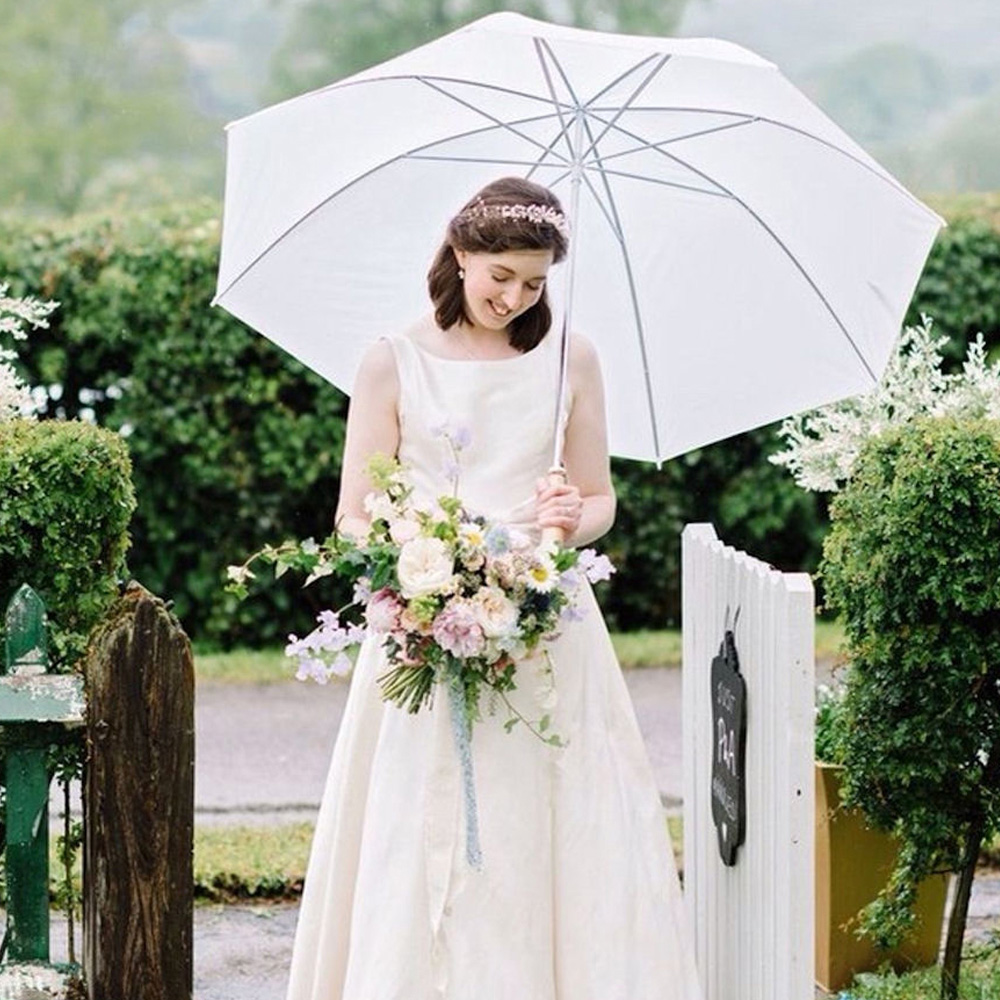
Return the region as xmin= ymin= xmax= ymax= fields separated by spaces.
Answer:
xmin=0 ymin=418 xmax=135 ymax=669
xmin=0 ymin=196 xmax=996 ymax=645
xmin=820 ymin=416 xmax=1000 ymax=1000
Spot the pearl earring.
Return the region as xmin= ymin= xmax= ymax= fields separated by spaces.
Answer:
xmin=458 ymin=268 xmax=465 ymax=279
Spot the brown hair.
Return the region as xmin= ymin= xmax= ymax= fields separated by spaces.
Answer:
xmin=427 ymin=176 xmax=569 ymax=353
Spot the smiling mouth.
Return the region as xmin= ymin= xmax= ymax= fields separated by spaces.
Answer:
xmin=488 ymin=300 xmax=511 ymax=318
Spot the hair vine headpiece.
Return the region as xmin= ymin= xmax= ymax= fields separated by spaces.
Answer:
xmin=457 ymin=198 xmax=570 ymax=240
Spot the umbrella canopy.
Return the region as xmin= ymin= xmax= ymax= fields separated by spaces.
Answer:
xmin=214 ymin=12 xmax=944 ymax=463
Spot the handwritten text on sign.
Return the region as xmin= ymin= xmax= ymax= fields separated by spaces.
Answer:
xmin=710 ymin=628 xmax=747 ymax=866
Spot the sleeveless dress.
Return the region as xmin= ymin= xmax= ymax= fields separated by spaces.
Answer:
xmin=285 ymin=317 xmax=703 ymax=1000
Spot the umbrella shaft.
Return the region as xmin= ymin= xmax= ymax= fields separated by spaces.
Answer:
xmin=551 ymin=115 xmax=585 ymax=470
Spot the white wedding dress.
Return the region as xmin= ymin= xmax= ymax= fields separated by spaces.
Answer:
xmin=286 ymin=316 xmax=703 ymax=1000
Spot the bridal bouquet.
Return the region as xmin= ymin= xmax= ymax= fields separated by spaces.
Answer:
xmin=226 ymin=450 xmax=614 ymax=747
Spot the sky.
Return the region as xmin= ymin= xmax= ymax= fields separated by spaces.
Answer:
xmin=675 ymin=0 xmax=1000 ymax=75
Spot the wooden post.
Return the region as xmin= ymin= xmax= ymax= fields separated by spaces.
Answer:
xmin=83 ymin=582 xmax=194 ymax=1000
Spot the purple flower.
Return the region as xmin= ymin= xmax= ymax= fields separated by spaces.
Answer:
xmin=294 ymin=656 xmax=330 ymax=684
xmin=578 ymin=548 xmax=616 ymax=584
xmin=560 ymin=603 xmax=587 ymax=623
xmin=432 ymin=599 xmax=486 ymax=658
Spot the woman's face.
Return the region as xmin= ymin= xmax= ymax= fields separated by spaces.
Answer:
xmin=454 ymin=248 xmax=554 ymax=331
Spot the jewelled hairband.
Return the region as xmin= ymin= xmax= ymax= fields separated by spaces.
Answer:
xmin=456 ymin=200 xmax=570 ymax=239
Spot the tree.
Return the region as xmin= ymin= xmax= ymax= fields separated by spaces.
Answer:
xmin=820 ymin=417 xmax=1000 ymax=1000
xmin=0 ymin=2 xmax=216 ymax=216
xmin=267 ymin=0 xmax=692 ymax=101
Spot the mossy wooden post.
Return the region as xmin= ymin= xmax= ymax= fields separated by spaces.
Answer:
xmin=83 ymin=583 xmax=194 ymax=1000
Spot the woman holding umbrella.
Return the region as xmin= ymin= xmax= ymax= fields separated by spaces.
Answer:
xmin=285 ymin=175 xmax=702 ymax=1000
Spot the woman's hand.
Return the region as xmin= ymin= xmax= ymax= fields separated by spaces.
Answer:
xmin=535 ymin=476 xmax=583 ymax=541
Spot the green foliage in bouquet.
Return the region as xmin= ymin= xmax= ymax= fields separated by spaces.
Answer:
xmin=0 ymin=418 xmax=135 ymax=669
xmin=228 ymin=451 xmax=603 ymax=746
xmin=819 ymin=415 xmax=1000 ymax=1000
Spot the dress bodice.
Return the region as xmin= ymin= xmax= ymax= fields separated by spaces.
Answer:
xmin=385 ymin=315 xmax=571 ymax=536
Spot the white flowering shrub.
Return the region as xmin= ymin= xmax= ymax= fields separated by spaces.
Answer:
xmin=0 ymin=281 xmax=58 ymax=421
xmin=771 ymin=315 xmax=1000 ymax=492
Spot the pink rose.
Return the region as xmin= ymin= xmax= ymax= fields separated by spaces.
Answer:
xmin=365 ymin=588 xmax=403 ymax=633
xmin=432 ymin=599 xmax=485 ymax=659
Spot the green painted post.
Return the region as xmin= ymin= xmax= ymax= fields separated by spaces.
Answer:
xmin=3 ymin=584 xmax=51 ymax=963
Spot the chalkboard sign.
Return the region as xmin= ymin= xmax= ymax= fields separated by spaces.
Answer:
xmin=711 ymin=622 xmax=747 ymax=866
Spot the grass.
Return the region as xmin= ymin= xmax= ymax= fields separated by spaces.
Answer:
xmin=47 ymin=818 xmax=686 ymax=903
xmin=840 ymin=946 xmax=1000 ymax=999
xmin=196 ymin=619 xmax=847 ymax=684
xmin=48 ymin=823 xmax=316 ymax=904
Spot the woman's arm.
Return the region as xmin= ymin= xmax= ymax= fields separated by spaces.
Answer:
xmin=334 ymin=340 xmax=401 ymax=539
xmin=535 ymin=334 xmax=616 ymax=548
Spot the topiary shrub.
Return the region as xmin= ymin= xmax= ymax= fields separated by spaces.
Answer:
xmin=819 ymin=415 xmax=1000 ymax=1000
xmin=0 ymin=418 xmax=135 ymax=669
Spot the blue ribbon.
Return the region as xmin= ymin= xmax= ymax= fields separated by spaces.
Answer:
xmin=446 ymin=667 xmax=483 ymax=870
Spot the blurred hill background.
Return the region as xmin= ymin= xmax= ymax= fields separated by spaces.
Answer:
xmin=0 ymin=0 xmax=997 ymax=217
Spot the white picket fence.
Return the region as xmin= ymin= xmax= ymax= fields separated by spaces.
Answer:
xmin=682 ymin=523 xmax=815 ymax=1000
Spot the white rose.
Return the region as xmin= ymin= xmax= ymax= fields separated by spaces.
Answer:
xmin=397 ymin=536 xmax=455 ymax=599
xmin=389 ymin=517 xmax=420 ymax=544
xmin=472 ymin=586 xmax=519 ymax=638
xmin=363 ymin=491 xmax=395 ymax=522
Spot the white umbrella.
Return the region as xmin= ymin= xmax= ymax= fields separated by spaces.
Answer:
xmin=214 ymin=11 xmax=944 ymax=464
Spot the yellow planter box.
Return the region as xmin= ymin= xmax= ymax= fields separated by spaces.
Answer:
xmin=815 ymin=762 xmax=950 ymax=993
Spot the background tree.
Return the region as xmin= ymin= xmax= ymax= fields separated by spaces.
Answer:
xmin=0 ymin=0 xmax=217 ymax=216
xmin=266 ymin=0 xmax=692 ymax=101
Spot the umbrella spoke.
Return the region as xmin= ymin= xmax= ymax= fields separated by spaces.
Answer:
xmin=585 ymin=167 xmax=729 ymax=199
xmin=418 ymin=77 xmax=571 ymax=168
xmin=586 ymin=110 xmax=878 ymax=382
xmin=590 ymin=116 xmax=757 ymax=170
xmin=588 ymin=105 xmax=925 ymax=210
xmin=574 ymin=118 xmax=664 ymax=461
xmin=532 ymin=39 xmax=579 ymax=168
xmin=578 ymin=55 xmax=672 ymax=166
xmin=583 ymin=53 xmax=667 ymax=110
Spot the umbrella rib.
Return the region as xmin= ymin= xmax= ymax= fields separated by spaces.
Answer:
xmin=588 ymin=112 xmax=879 ymax=381
xmin=579 ymin=170 xmax=627 ymax=249
xmin=324 ymin=72 xmax=573 ymax=111
xmin=574 ymin=123 xmax=664 ymax=462
xmin=536 ymin=38 xmax=664 ymax=460
xmin=417 ymin=77 xmax=571 ymax=167
xmin=406 ymin=154 xmax=573 ymax=169
xmin=583 ymin=53 xmax=665 ymax=109
xmin=590 ymin=116 xmax=757 ymax=170
xmin=214 ymin=112 xmax=566 ymax=305
xmin=532 ymin=39 xmax=578 ymax=168
xmin=588 ymin=105 xmax=932 ymax=214
xmin=579 ymin=55 xmax=673 ymax=166
xmin=585 ymin=167 xmax=729 ymax=199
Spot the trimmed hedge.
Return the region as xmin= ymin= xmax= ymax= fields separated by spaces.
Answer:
xmin=819 ymin=415 xmax=1000 ymax=954
xmin=0 ymin=194 xmax=996 ymax=646
xmin=0 ymin=419 xmax=135 ymax=669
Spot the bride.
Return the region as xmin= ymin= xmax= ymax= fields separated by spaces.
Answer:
xmin=285 ymin=175 xmax=703 ymax=1000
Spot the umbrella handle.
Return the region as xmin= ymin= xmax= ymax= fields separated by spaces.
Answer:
xmin=539 ymin=465 xmax=568 ymax=548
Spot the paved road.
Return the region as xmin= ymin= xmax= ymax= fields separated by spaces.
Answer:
xmin=194 ymin=665 xmax=686 ymax=825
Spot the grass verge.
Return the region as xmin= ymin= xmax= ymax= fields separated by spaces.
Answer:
xmin=197 ymin=619 xmax=847 ymax=684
